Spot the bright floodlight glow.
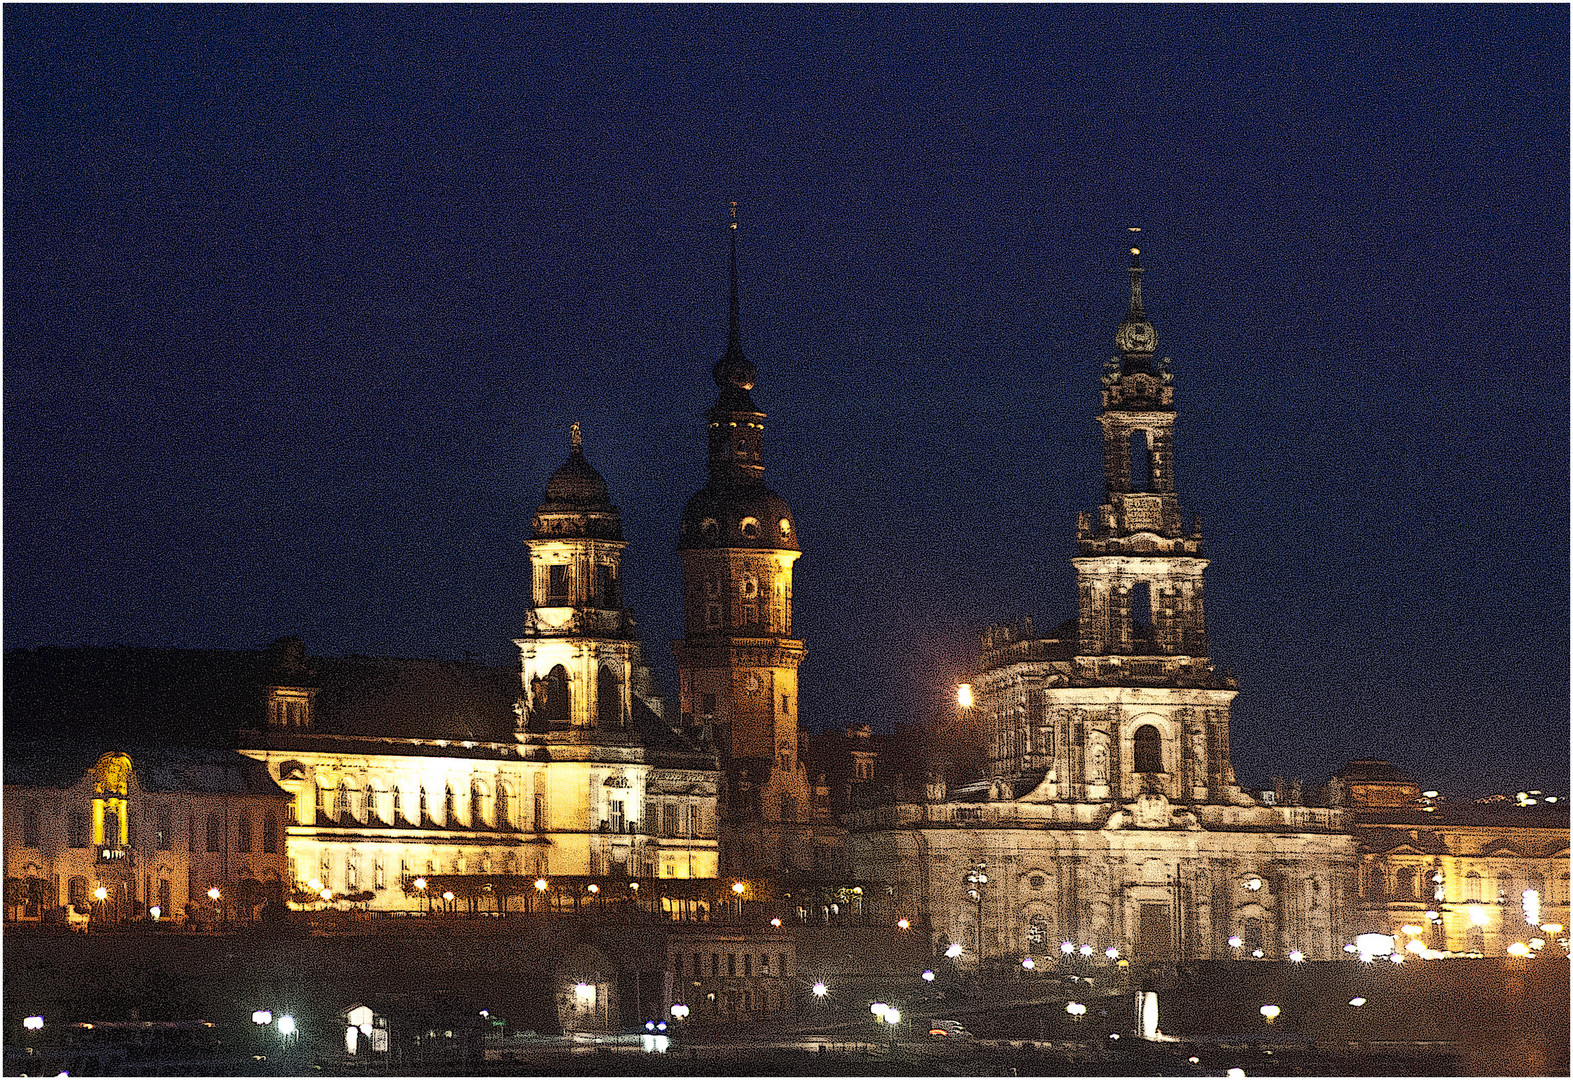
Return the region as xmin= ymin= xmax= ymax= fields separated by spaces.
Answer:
xmin=1389 ymin=953 xmax=1404 ymax=964
xmin=441 ymin=891 xmax=454 ymax=902
xmin=1289 ymin=951 xmax=1304 ymax=962
xmin=771 ymin=918 xmax=782 ymax=927
xmin=252 ymin=1010 xmax=273 ymax=1026
xmin=1021 ymin=958 xmax=1035 ymax=969
xmin=885 ymin=1008 xmax=900 ymax=1025
xmin=535 ymin=878 xmax=548 ymax=891
xmin=871 ymin=1002 xmax=888 ymax=1017
xmin=812 ymin=982 xmax=828 ymax=997
xmin=732 ymin=882 xmax=746 ymax=895
xmin=1060 ymin=941 xmax=1075 ymax=954
xmin=1355 ymin=933 xmax=1396 ymax=958
xmin=1228 ymin=936 xmax=1242 ymax=948
xmin=1541 ymin=923 xmax=1564 ymax=934
xmin=1105 ymin=946 xmax=1119 ymax=959
xmin=922 ymin=970 xmax=935 ymax=982
xmin=1469 ymin=906 xmax=1492 ymax=927
xmin=1260 ymin=1005 xmax=1280 ymax=1021
xmin=1349 ymin=997 xmax=1366 ymax=1007
xmin=946 ymin=943 xmax=964 ymax=958
xmin=1065 ymin=1002 xmax=1086 ymax=1016
xmin=897 ymin=918 xmax=910 ymax=930
xmin=207 ymin=887 xmax=221 ymax=901
xmin=308 ymin=879 xmax=324 ymax=892
xmin=575 ymin=983 xmax=595 ymax=1002
xmin=1400 ymin=924 xmax=1425 ymax=936
xmin=320 ymin=889 xmax=332 ymax=900
xmin=149 ymin=907 xmax=161 ymax=919
xmin=1079 ymin=944 xmax=1093 ymax=956
xmin=1406 ymin=939 xmax=1425 ymax=955
xmin=1252 ymin=949 xmax=1264 ymax=958
xmin=1506 ymin=942 xmax=1531 ymax=957
xmin=1523 ymin=890 xmax=1541 ymax=926
xmin=23 ymin=1016 xmax=44 ymax=1031
xmin=1227 ymin=1069 xmax=1246 ymax=1079
xmin=957 ymin=685 xmax=974 ymax=709
xmin=277 ymin=1015 xmax=296 ymax=1036
xmin=1530 ymin=938 xmax=1545 ymax=949
xmin=93 ymin=886 xmax=108 ymax=901
xmin=587 ymin=884 xmax=598 ymax=894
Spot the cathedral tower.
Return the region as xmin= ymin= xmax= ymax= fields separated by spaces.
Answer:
xmin=976 ymin=239 xmax=1245 ymax=805
xmin=515 ymin=423 xmax=639 ymax=734
xmin=674 ymin=209 xmax=813 ymax=873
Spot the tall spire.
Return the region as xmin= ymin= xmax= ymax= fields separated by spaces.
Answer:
xmin=728 ymin=199 xmax=741 ymax=355
xmin=1115 ymin=227 xmax=1157 ymax=370
xmin=712 ymin=200 xmax=757 ymax=395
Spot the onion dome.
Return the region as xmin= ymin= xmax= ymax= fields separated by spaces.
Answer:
xmin=531 ymin=423 xmax=623 ymax=540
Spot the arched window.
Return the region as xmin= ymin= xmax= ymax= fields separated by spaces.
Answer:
xmin=495 ymin=784 xmax=511 ymax=829
xmin=542 ymin=665 xmax=571 ymax=725
xmin=597 ymin=666 xmax=621 ymax=727
xmin=68 ymin=876 xmax=89 ymax=911
xmin=364 ymin=785 xmax=380 ymax=825
xmin=1133 ymin=725 xmax=1163 ymax=774
xmin=336 ymin=782 xmax=351 ymax=823
xmin=471 ymin=780 xmax=487 ymax=827
xmin=444 ymin=786 xmax=456 ymax=825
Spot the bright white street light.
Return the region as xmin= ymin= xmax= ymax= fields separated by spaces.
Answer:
xmin=252 ymin=1010 xmax=273 ymax=1026
xmin=1260 ymin=1004 xmax=1281 ymax=1023
xmin=1060 ymin=941 xmax=1074 ymax=955
xmin=276 ymin=1015 xmax=296 ymax=1036
xmin=871 ymin=1002 xmax=888 ymax=1018
xmin=1348 ymin=997 xmax=1366 ymax=1007
xmin=884 ymin=1008 xmax=901 ymax=1026
xmin=921 ymin=970 xmax=935 ymax=982
xmin=1078 ymin=944 xmax=1093 ymax=957
xmin=1065 ymin=1002 xmax=1086 ymax=1017
xmin=1021 ymin=957 xmax=1035 ymax=970
xmin=812 ymin=982 xmax=828 ymax=998
xmin=945 ymin=943 xmax=964 ymax=959
xmin=23 ymin=1016 xmax=44 ymax=1031
xmin=207 ymin=887 xmax=221 ymax=902
xmin=93 ymin=886 xmax=108 ymax=901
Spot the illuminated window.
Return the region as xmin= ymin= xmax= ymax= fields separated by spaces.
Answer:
xmin=392 ymin=786 xmax=403 ymax=823
xmin=336 ymin=783 xmax=351 ymax=822
xmin=740 ymin=517 xmax=759 ymax=539
xmin=471 ymin=781 xmax=486 ymax=827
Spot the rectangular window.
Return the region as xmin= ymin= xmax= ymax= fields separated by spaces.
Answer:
xmin=548 ymin=564 xmax=570 ymax=603
xmin=263 ymin=815 xmax=279 ymax=854
xmin=347 ymin=855 xmax=359 ymax=892
xmin=597 ymin=564 xmax=618 ymax=608
xmin=610 ymin=799 xmax=625 ymax=833
xmin=687 ymin=805 xmax=698 ymax=838
xmin=777 ymin=952 xmax=786 ymax=975
xmin=21 ymin=800 xmax=40 ymax=847
xmin=728 ymin=953 xmax=737 ymax=977
xmin=68 ymin=810 xmax=89 ymax=848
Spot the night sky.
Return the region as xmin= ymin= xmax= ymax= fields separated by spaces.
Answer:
xmin=6 ymin=6 xmax=1567 ymax=799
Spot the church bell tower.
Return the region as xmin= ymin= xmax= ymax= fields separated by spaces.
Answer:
xmin=673 ymin=207 xmax=813 ymax=873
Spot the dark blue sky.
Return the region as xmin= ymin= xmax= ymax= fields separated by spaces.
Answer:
xmin=6 ymin=5 xmax=1567 ymax=798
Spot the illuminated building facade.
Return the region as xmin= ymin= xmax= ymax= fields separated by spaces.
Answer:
xmin=1340 ymin=760 xmax=1570 ymax=957
xmin=3 ymin=748 xmax=291 ymax=925
xmin=673 ymin=215 xmax=834 ymax=875
xmin=847 ymin=247 xmax=1358 ymax=963
xmin=239 ymin=436 xmax=720 ymax=909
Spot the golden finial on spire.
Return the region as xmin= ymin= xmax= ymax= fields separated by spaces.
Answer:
xmin=1128 ymin=226 xmax=1141 ymax=257
xmin=730 ymin=199 xmax=738 ymax=230
xmin=570 ymin=421 xmax=582 ymax=452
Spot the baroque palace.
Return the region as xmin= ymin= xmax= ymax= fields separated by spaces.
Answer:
xmin=4 ymin=235 xmax=1567 ymax=965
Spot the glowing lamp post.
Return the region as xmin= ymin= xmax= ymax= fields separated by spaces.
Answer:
xmin=1260 ymin=1004 xmax=1281 ymax=1025
xmin=812 ymin=982 xmax=828 ymax=1000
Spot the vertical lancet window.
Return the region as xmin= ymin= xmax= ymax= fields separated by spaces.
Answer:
xmin=1133 ymin=724 xmax=1163 ymax=774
